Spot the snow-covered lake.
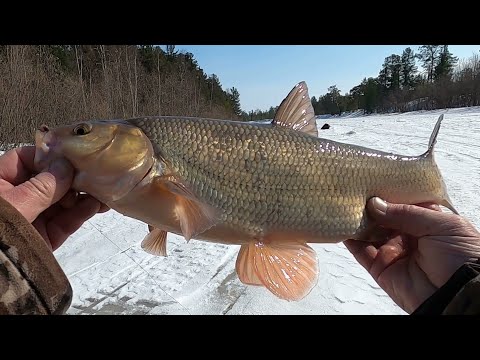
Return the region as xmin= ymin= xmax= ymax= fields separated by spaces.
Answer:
xmin=4 ymin=107 xmax=480 ymax=314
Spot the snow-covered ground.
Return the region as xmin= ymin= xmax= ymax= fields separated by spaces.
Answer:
xmin=3 ymin=107 xmax=480 ymax=314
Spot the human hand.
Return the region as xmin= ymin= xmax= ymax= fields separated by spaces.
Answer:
xmin=0 ymin=146 xmax=108 ymax=251
xmin=344 ymin=197 xmax=480 ymax=314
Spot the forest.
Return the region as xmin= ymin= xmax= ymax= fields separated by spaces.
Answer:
xmin=0 ymin=45 xmax=242 ymax=148
xmin=2 ymin=45 xmax=480 ymax=147
xmin=245 ymin=46 xmax=480 ymax=120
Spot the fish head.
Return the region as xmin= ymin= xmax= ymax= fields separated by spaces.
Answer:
xmin=34 ymin=120 xmax=155 ymax=203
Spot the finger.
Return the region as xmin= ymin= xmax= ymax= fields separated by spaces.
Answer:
xmin=76 ymin=193 xmax=110 ymax=213
xmin=47 ymin=196 xmax=102 ymax=251
xmin=415 ymin=202 xmax=441 ymax=212
xmin=344 ymin=240 xmax=378 ymax=273
xmin=58 ymin=190 xmax=79 ymax=209
xmin=98 ymin=202 xmax=110 ymax=213
xmin=367 ymin=197 xmax=459 ymax=237
xmin=369 ymin=235 xmax=407 ymax=280
xmin=2 ymin=158 xmax=74 ymax=223
xmin=0 ymin=146 xmax=37 ymax=185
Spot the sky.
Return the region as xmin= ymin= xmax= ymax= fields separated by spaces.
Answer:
xmin=176 ymin=45 xmax=480 ymax=113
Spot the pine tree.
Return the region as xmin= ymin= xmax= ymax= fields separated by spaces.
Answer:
xmin=166 ymin=45 xmax=177 ymax=57
xmin=434 ymin=45 xmax=458 ymax=81
xmin=418 ymin=45 xmax=442 ymax=82
xmin=355 ymin=78 xmax=379 ymax=114
xmin=379 ymin=54 xmax=401 ymax=90
xmin=326 ymin=85 xmax=341 ymax=115
xmin=400 ymin=47 xmax=418 ymax=89
xmin=227 ymin=87 xmax=242 ymax=116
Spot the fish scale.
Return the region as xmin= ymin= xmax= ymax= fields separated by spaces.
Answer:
xmin=129 ymin=116 xmax=444 ymax=240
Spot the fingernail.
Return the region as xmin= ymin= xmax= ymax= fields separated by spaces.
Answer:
xmin=373 ymin=197 xmax=388 ymax=215
xmin=48 ymin=159 xmax=72 ymax=180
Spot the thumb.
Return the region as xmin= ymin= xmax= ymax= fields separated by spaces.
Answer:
xmin=367 ymin=197 xmax=458 ymax=238
xmin=3 ymin=159 xmax=74 ymax=223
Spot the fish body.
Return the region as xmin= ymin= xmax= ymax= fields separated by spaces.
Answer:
xmin=34 ymin=82 xmax=457 ymax=301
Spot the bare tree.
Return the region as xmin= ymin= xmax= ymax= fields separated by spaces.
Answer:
xmin=74 ymin=45 xmax=88 ymax=115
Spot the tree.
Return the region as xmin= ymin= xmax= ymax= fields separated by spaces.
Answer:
xmin=138 ymin=45 xmax=157 ymax=73
xmin=378 ymin=54 xmax=402 ymax=90
xmin=166 ymin=45 xmax=177 ymax=57
xmin=434 ymin=45 xmax=458 ymax=81
xmin=418 ymin=45 xmax=442 ymax=82
xmin=354 ymin=77 xmax=380 ymax=114
xmin=400 ymin=47 xmax=418 ymax=89
xmin=227 ymin=87 xmax=242 ymax=116
xmin=321 ymin=85 xmax=342 ymax=115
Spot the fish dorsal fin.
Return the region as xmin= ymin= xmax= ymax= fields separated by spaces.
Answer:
xmin=156 ymin=176 xmax=220 ymax=242
xmin=141 ymin=226 xmax=168 ymax=256
xmin=272 ymin=81 xmax=318 ymax=137
xmin=235 ymin=241 xmax=319 ymax=301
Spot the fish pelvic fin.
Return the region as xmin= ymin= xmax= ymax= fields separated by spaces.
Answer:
xmin=235 ymin=244 xmax=263 ymax=286
xmin=235 ymin=240 xmax=319 ymax=301
xmin=141 ymin=226 xmax=168 ymax=256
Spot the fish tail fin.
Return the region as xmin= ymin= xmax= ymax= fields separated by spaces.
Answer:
xmin=422 ymin=114 xmax=444 ymax=159
xmin=440 ymin=196 xmax=460 ymax=215
xmin=422 ymin=114 xmax=460 ymax=215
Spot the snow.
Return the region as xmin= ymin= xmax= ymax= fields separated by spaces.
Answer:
xmin=2 ymin=106 xmax=480 ymax=315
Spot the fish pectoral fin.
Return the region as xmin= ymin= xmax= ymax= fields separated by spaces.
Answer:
xmin=272 ymin=81 xmax=318 ymax=138
xmin=157 ymin=178 xmax=220 ymax=242
xmin=235 ymin=241 xmax=319 ymax=301
xmin=141 ymin=226 xmax=168 ymax=256
xmin=175 ymin=196 xmax=219 ymax=242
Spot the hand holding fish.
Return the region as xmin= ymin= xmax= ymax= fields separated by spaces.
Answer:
xmin=345 ymin=197 xmax=480 ymax=314
xmin=0 ymin=146 xmax=108 ymax=251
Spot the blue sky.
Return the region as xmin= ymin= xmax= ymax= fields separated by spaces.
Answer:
xmin=176 ymin=45 xmax=480 ymax=113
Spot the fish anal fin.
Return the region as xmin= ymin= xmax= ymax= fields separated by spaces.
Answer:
xmin=154 ymin=176 xmax=220 ymax=241
xmin=141 ymin=227 xmax=168 ymax=256
xmin=235 ymin=239 xmax=319 ymax=301
xmin=272 ymin=81 xmax=318 ymax=138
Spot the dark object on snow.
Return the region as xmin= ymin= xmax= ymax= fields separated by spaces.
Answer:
xmin=321 ymin=123 xmax=330 ymax=130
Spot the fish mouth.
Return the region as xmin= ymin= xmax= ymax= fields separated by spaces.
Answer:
xmin=34 ymin=124 xmax=59 ymax=172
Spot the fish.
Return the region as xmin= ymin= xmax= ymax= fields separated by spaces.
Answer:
xmin=33 ymin=81 xmax=458 ymax=302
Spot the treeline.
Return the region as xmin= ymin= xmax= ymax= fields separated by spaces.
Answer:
xmin=241 ymin=106 xmax=278 ymax=121
xmin=311 ymin=46 xmax=480 ymax=115
xmin=243 ymin=46 xmax=480 ymax=121
xmin=0 ymin=45 xmax=242 ymax=149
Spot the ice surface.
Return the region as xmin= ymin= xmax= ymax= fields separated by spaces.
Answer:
xmin=2 ymin=107 xmax=479 ymax=315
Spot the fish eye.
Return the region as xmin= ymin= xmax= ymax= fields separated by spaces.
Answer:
xmin=73 ymin=123 xmax=92 ymax=136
